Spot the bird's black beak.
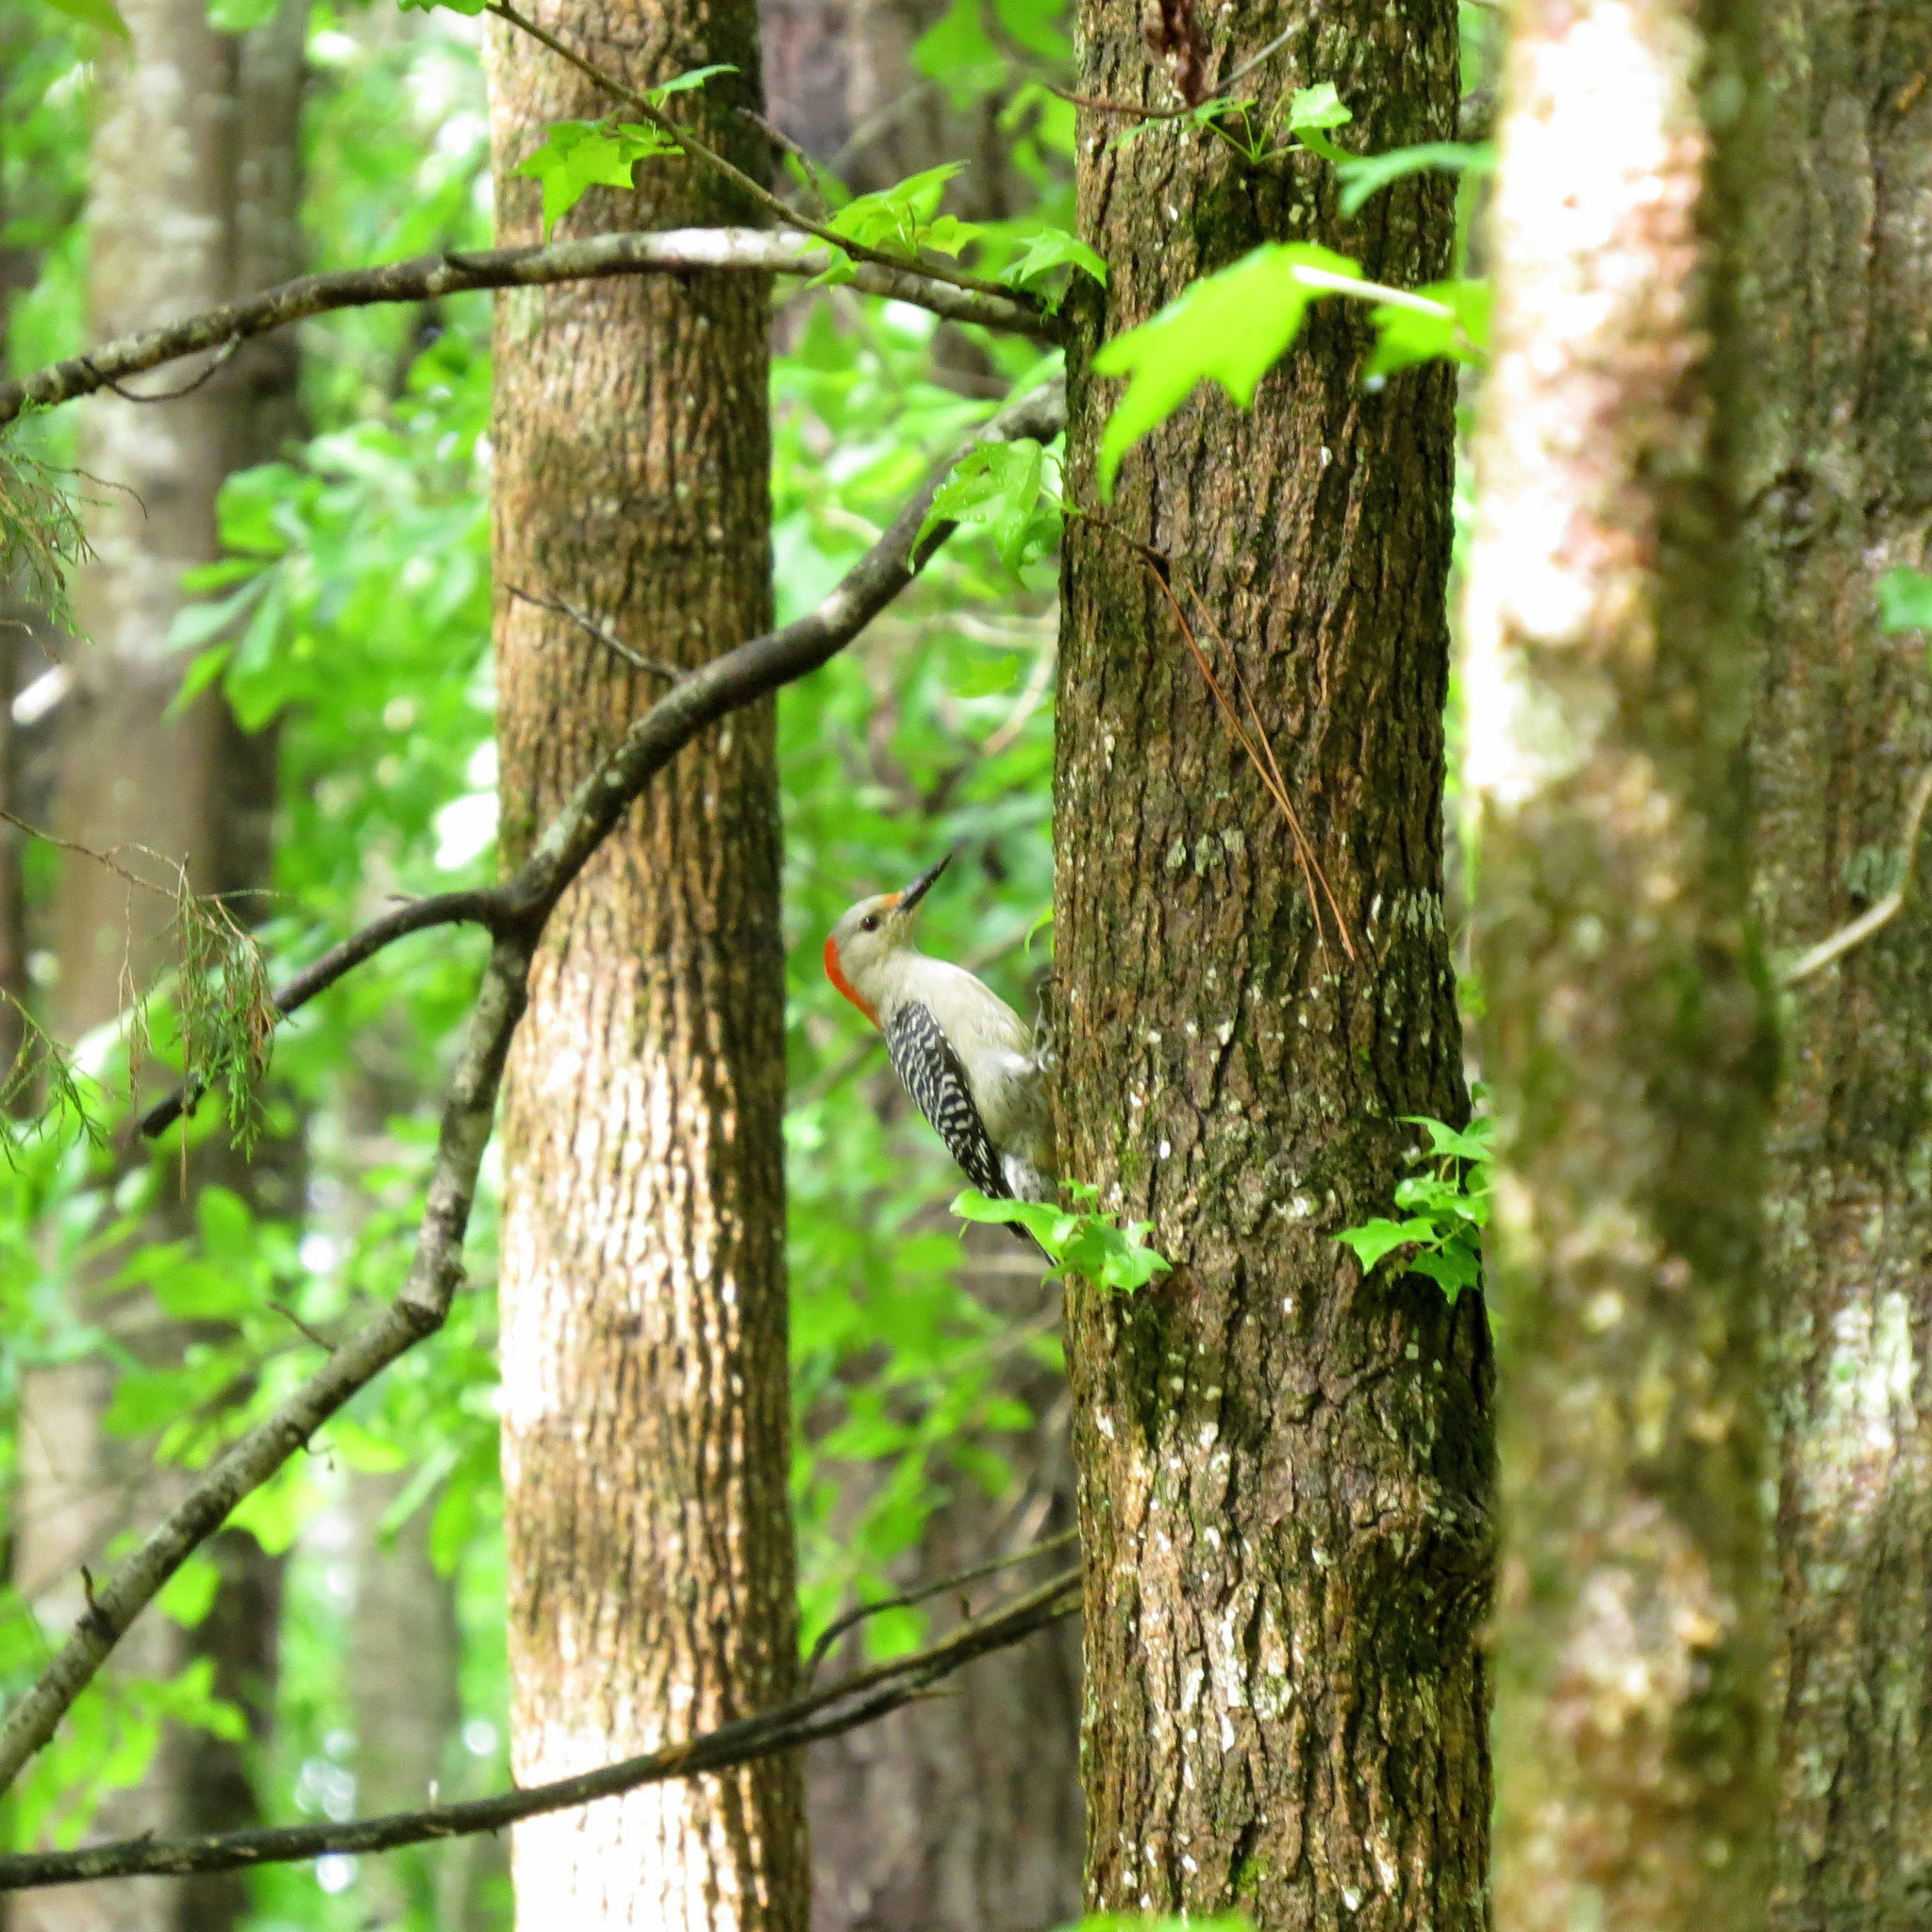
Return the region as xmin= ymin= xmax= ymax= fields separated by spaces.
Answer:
xmin=897 ymin=854 xmax=952 ymax=913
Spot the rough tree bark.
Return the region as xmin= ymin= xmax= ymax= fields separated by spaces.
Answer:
xmin=9 ymin=1 xmax=306 ymax=1927
xmin=1731 ymin=6 xmax=1932 ymax=1925
xmin=486 ymin=2 xmax=808 ymax=1926
xmin=1056 ymin=0 xmax=1490 ymax=1925
xmin=1465 ymin=0 xmax=1779 ymax=1924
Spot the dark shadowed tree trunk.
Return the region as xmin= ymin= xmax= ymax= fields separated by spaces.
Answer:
xmin=9 ymin=0 xmax=305 ymax=1926
xmin=1466 ymin=0 xmax=1779 ymax=1924
xmin=486 ymin=2 xmax=807 ymax=1925
xmin=1732 ymin=6 xmax=1932 ymax=1925
xmin=1055 ymin=0 xmax=1490 ymax=1924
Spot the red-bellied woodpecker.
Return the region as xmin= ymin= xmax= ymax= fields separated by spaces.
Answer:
xmin=824 ymin=855 xmax=1055 ymax=1230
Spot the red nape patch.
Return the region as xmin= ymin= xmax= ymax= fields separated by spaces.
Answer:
xmin=824 ymin=935 xmax=878 ymax=1027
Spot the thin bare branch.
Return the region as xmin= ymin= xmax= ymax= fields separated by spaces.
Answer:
xmin=0 ymin=229 xmax=1051 ymax=430
xmin=85 ymin=334 xmax=240 ymax=405
xmin=0 ymin=376 xmax=1066 ymax=1800
xmin=1778 ymin=760 xmax=1932 ymax=987
xmin=805 ymin=1527 xmax=1078 ymax=1683
xmin=0 ymin=1569 xmax=1078 ymax=1890
xmin=1071 ymin=511 xmax=1355 ymax=960
xmin=508 ymin=584 xmax=680 ymax=681
xmin=497 ymin=379 xmax=1066 ymax=926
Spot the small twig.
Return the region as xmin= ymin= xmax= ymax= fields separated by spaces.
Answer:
xmin=830 ymin=80 xmax=939 ymax=175
xmin=0 ymin=808 xmax=177 ymax=903
xmin=1779 ymin=761 xmax=1932 ymax=986
xmin=1187 ymin=590 xmax=1356 ymax=958
xmin=79 ymin=336 xmax=239 ymax=405
xmin=1054 ymin=26 xmax=1294 ymax=124
xmin=266 ymin=1301 xmax=336 ymax=1353
xmin=734 ymin=107 xmax=837 ymax=221
xmin=806 ymin=1526 xmax=1078 ymax=1684
xmin=486 ymin=0 xmax=1026 ymax=312
xmin=1070 ymin=510 xmax=1354 ymax=960
xmin=507 ymin=586 xmax=681 ymax=682
xmin=1223 ymin=25 xmax=1296 ymax=91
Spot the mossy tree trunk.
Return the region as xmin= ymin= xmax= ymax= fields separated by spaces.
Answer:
xmin=1055 ymin=1 xmax=1491 ymax=1925
xmin=1466 ymin=0 xmax=1781 ymax=1924
xmin=486 ymin=3 xmax=808 ymax=1926
xmin=1731 ymin=5 xmax=1932 ymax=1924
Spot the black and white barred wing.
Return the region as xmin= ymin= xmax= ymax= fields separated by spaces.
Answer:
xmin=883 ymin=1000 xmax=1008 ymax=1200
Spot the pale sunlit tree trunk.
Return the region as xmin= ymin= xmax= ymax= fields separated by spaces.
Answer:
xmin=487 ymin=0 xmax=808 ymax=1924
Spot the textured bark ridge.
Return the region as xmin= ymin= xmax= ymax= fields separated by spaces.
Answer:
xmin=1467 ymin=0 xmax=1777 ymax=1925
xmin=1731 ymin=7 xmax=1932 ymax=1925
xmin=1056 ymin=2 xmax=1491 ymax=1926
xmin=11 ymin=1 xmax=306 ymax=1927
xmin=486 ymin=3 xmax=807 ymax=1927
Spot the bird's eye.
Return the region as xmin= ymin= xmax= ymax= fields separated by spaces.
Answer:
xmin=859 ymin=915 xmax=880 ymax=933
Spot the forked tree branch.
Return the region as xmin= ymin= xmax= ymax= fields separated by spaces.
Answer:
xmin=0 ymin=1566 xmax=1080 ymax=1890
xmin=0 ymin=228 xmax=1051 ymax=430
xmin=0 ymin=376 xmax=1066 ymax=1800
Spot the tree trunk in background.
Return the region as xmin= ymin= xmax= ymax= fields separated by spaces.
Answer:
xmin=1057 ymin=0 xmax=1489 ymax=1924
xmin=486 ymin=5 xmax=807 ymax=1927
xmin=8 ymin=0 xmax=306 ymax=1926
xmin=805 ymin=1268 xmax=1082 ymax=1932
xmin=1733 ymin=7 xmax=1932 ymax=1925
xmin=758 ymin=8 xmax=1086 ymax=1924
xmin=1466 ymin=0 xmax=1778 ymax=1924
xmin=345 ymin=1468 xmax=467 ymax=1920
xmin=758 ymin=0 xmax=1020 ymax=207
xmin=332 ymin=1048 xmax=498 ymax=1927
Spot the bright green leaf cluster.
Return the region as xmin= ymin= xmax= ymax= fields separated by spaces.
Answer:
xmin=509 ymin=67 xmax=736 ymax=239
xmin=1093 ymin=244 xmax=1491 ymax=495
xmin=810 ymin=160 xmax=1103 ymax=308
xmin=1091 ymin=242 xmax=1359 ymax=495
xmin=919 ymin=438 xmax=1062 ymax=575
xmin=829 ymin=162 xmax=979 ymax=263
xmin=1283 ymin=80 xmax=1355 ymax=161
xmin=994 ymin=224 xmax=1108 ymax=310
xmin=513 ymin=119 xmax=684 ymax=240
xmin=1337 ymin=1113 xmax=1492 ymax=1303
xmin=953 ymin=1183 xmax=1171 ymax=1294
